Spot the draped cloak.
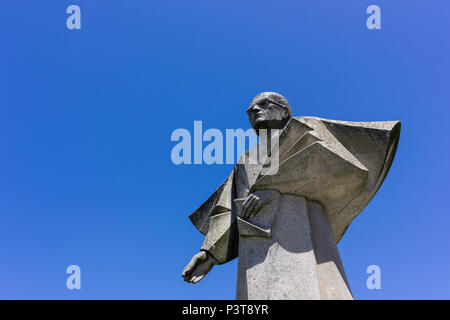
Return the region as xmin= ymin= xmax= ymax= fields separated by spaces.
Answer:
xmin=188 ymin=116 xmax=400 ymax=299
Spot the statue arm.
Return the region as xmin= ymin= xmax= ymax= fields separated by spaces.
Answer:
xmin=200 ymin=210 xmax=238 ymax=264
xmin=183 ymin=170 xmax=239 ymax=283
xmin=182 ymin=210 xmax=238 ymax=284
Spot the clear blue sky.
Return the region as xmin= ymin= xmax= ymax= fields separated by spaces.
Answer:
xmin=1 ymin=1 xmax=449 ymax=299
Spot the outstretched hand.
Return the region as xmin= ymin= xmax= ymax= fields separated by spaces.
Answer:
xmin=182 ymin=251 xmax=216 ymax=284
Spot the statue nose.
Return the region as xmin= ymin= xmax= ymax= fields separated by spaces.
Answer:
xmin=253 ymin=104 xmax=261 ymax=111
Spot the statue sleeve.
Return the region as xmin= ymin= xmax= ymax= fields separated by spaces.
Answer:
xmin=188 ymin=170 xmax=239 ymax=264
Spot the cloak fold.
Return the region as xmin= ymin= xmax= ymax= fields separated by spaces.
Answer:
xmin=189 ymin=116 xmax=401 ymax=243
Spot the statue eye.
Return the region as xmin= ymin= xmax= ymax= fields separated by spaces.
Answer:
xmin=259 ymin=101 xmax=268 ymax=108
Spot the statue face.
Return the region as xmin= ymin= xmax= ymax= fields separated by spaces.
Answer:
xmin=247 ymin=98 xmax=289 ymax=131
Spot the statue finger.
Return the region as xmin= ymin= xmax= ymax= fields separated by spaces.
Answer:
xmin=192 ymin=275 xmax=204 ymax=284
xmin=240 ymin=199 xmax=251 ymax=218
xmin=241 ymin=200 xmax=251 ymax=218
xmin=182 ymin=266 xmax=192 ymax=279
xmin=248 ymin=197 xmax=262 ymax=218
xmin=182 ymin=264 xmax=190 ymax=275
xmin=243 ymin=196 xmax=257 ymax=218
xmin=240 ymin=206 xmax=248 ymax=218
xmin=182 ymin=257 xmax=197 ymax=276
xmin=183 ymin=274 xmax=192 ymax=282
xmin=188 ymin=276 xmax=197 ymax=283
xmin=242 ymin=196 xmax=252 ymax=209
xmin=246 ymin=198 xmax=259 ymax=218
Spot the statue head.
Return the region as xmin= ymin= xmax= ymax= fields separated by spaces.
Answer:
xmin=247 ymin=92 xmax=292 ymax=133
